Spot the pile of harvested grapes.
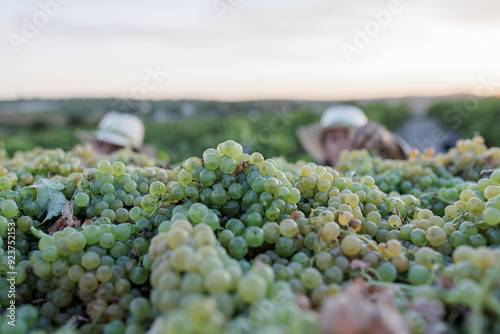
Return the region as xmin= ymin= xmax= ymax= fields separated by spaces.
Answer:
xmin=1 ymin=135 xmax=500 ymax=334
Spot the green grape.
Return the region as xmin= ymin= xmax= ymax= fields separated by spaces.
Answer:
xmin=320 ymin=222 xmax=341 ymax=241
xmin=150 ymin=181 xmax=166 ymax=196
xmin=341 ymin=235 xmax=361 ymax=256
xmin=79 ymin=273 xmax=99 ymax=292
xmin=188 ymin=203 xmax=209 ymax=223
xmin=110 ymin=161 xmax=126 ymax=176
xmin=324 ymin=266 xmax=343 ymax=284
xmin=130 ymin=267 xmax=148 ymax=284
xmin=244 ymin=226 xmax=265 ymax=247
xmin=466 ymin=197 xmax=484 ymax=215
xmin=410 ymin=228 xmax=427 ymax=246
xmin=377 ymin=262 xmax=397 ymax=282
xmin=74 ymin=192 xmax=90 ymax=207
xmin=66 ymin=232 xmax=87 ymax=252
xmin=96 ymin=160 xmax=111 ymax=173
xmin=113 ymin=223 xmax=132 ymax=241
xmin=204 ymin=153 xmax=220 ymax=170
xmin=178 ymin=170 xmax=193 ymax=184
xmin=222 ymin=140 xmax=243 ymax=158
xmin=299 ymin=267 xmax=322 ymax=290
xmin=288 ymin=187 xmax=300 ymax=204
xmin=2 ymin=201 xmax=19 ymax=217
xmin=219 ymin=157 xmax=238 ymax=174
xmin=237 ymin=273 xmax=267 ymax=303
xmin=415 ymin=247 xmax=437 ymax=269
xmin=141 ymin=195 xmax=156 ymax=211
xmin=265 ymin=206 xmax=280 ymax=221
xmin=449 ymin=231 xmax=469 ymax=247
xmin=228 ymin=237 xmax=249 ymax=259
xmin=82 ymin=225 xmax=101 ymax=245
xmin=388 ymin=215 xmax=402 ymax=228
xmin=261 ymin=222 xmax=279 ymax=244
xmin=82 ymin=251 xmax=101 ymax=270
xmin=425 ymin=226 xmax=447 ymax=247
xmin=0 ymin=176 xmax=13 ymax=190
xmin=482 ymin=207 xmax=500 ymax=226
xmin=199 ymin=212 xmax=218 ymax=231
xmin=17 ymin=215 xmax=33 ymax=232
xmin=200 ymin=169 xmax=216 ymax=187
xmin=458 ymin=221 xmax=478 ymax=236
xmin=211 ymin=188 xmax=228 ymax=206
xmin=408 ymin=265 xmax=430 ymax=285
xmin=275 ymin=237 xmax=295 ymax=258
xmin=205 ymin=268 xmax=232 ymax=293
xmin=130 ymin=297 xmax=150 ymax=321
xmin=228 ymin=183 xmax=244 ymax=199
xmin=41 ymin=245 xmax=59 ymax=262
xmin=279 ymin=219 xmax=298 ymax=238
xmin=185 ymin=157 xmax=203 ymax=172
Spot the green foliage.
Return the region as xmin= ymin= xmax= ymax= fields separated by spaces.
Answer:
xmin=361 ymin=102 xmax=413 ymax=131
xmin=1 ymin=128 xmax=80 ymax=154
xmin=32 ymin=179 xmax=66 ymax=222
xmin=427 ymin=98 xmax=500 ymax=146
xmin=1 ymin=101 xmax=413 ymax=163
xmin=144 ymin=109 xmax=319 ymax=164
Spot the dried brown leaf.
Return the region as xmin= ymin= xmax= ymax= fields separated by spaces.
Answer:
xmin=321 ymin=279 xmax=409 ymax=334
xmin=234 ymin=161 xmax=249 ymax=175
xmin=350 ymin=260 xmax=370 ymax=270
xmin=68 ymin=314 xmax=89 ymax=325
xmin=391 ymin=205 xmax=407 ymax=225
xmin=48 ymin=201 xmax=81 ymax=235
xmin=84 ymin=217 xmax=97 ymax=226
xmin=295 ymin=293 xmax=312 ymax=310
xmin=289 ymin=211 xmax=301 ymax=221
xmin=32 ymin=298 xmax=45 ymax=306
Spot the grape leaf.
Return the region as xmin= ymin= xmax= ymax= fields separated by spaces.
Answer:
xmin=32 ymin=179 xmax=67 ymax=222
xmin=48 ymin=201 xmax=80 ymax=235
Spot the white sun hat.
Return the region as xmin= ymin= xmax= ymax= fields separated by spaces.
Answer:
xmin=94 ymin=111 xmax=145 ymax=149
xmin=298 ymin=105 xmax=368 ymax=163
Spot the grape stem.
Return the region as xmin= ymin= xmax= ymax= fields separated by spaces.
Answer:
xmin=449 ymin=211 xmax=466 ymax=226
xmin=418 ymin=192 xmax=454 ymax=205
xmin=481 ymin=266 xmax=500 ymax=318
xmin=29 ymin=226 xmax=47 ymax=239
xmin=147 ymin=200 xmax=162 ymax=220
xmin=348 ymin=232 xmax=389 ymax=261
xmin=365 ymin=267 xmax=381 ymax=281
xmin=365 ymin=280 xmax=416 ymax=290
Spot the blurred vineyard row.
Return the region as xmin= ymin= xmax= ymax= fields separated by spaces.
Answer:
xmin=1 ymin=98 xmax=499 ymax=163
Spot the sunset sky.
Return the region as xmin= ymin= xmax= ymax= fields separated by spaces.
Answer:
xmin=1 ymin=0 xmax=500 ymax=101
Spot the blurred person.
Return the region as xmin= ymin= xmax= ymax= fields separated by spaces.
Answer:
xmin=79 ymin=111 xmax=150 ymax=156
xmin=298 ymin=105 xmax=410 ymax=166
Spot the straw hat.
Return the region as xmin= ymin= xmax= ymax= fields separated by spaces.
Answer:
xmin=298 ymin=105 xmax=368 ymax=163
xmin=93 ymin=111 xmax=145 ymax=149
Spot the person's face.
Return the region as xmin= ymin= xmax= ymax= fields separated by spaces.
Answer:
xmin=323 ymin=127 xmax=351 ymax=166
xmin=94 ymin=141 xmax=123 ymax=155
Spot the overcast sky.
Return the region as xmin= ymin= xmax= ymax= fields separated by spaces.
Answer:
xmin=1 ymin=0 xmax=499 ymax=101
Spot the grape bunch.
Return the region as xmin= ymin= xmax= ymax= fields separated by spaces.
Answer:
xmin=1 ymin=136 xmax=500 ymax=334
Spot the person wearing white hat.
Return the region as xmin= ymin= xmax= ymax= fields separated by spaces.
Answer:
xmin=92 ymin=111 xmax=145 ymax=155
xmin=298 ymin=105 xmax=409 ymax=166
